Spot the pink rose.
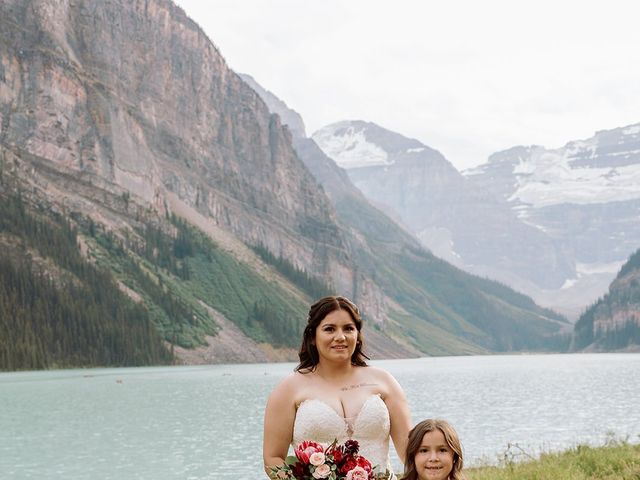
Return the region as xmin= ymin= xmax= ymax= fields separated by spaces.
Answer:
xmin=312 ymin=464 xmax=331 ymax=479
xmin=346 ymin=466 xmax=369 ymax=480
xmin=294 ymin=441 xmax=324 ymax=464
xmin=309 ymin=452 xmax=326 ymax=466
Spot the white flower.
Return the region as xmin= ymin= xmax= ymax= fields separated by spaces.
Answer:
xmin=309 ymin=452 xmax=326 ymax=466
xmin=346 ymin=466 xmax=368 ymax=480
xmin=312 ymin=463 xmax=331 ymax=479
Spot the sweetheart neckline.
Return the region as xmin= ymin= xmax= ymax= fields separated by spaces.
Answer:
xmin=292 ymin=393 xmax=392 ymax=469
xmin=297 ymin=394 xmax=383 ymax=425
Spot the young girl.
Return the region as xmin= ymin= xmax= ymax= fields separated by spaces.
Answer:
xmin=401 ymin=419 xmax=465 ymax=480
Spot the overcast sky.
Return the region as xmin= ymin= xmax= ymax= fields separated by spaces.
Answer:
xmin=174 ymin=0 xmax=640 ymax=170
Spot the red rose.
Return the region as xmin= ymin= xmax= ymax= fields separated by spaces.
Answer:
xmin=332 ymin=448 xmax=343 ymax=464
xmin=326 ymin=443 xmax=343 ymax=464
xmin=356 ymin=456 xmax=372 ymax=473
xmin=340 ymin=456 xmax=357 ymax=475
xmin=341 ymin=455 xmax=372 ymax=475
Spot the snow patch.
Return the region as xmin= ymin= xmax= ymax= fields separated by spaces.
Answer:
xmin=462 ymin=165 xmax=487 ymax=176
xmin=606 ymin=149 xmax=640 ymax=157
xmin=576 ymin=261 xmax=625 ymax=276
xmin=623 ymin=125 xmax=640 ymax=136
xmin=508 ymin=149 xmax=640 ymax=208
xmin=561 ymin=261 xmax=624 ymax=290
xmin=513 ymin=157 xmax=537 ymax=175
xmin=565 ymin=138 xmax=598 ymax=159
xmin=416 ymin=227 xmax=463 ymax=266
xmin=406 ymin=147 xmax=425 ymax=153
xmin=312 ymin=124 xmax=390 ymax=169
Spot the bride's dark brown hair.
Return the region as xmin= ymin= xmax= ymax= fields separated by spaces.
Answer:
xmin=295 ymin=295 xmax=370 ymax=372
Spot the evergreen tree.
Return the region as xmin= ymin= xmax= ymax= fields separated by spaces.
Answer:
xmin=0 ymin=194 xmax=173 ymax=371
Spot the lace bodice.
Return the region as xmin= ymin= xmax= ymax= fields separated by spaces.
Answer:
xmin=292 ymin=394 xmax=392 ymax=474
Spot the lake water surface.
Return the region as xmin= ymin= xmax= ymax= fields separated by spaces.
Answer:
xmin=1 ymin=353 xmax=639 ymax=479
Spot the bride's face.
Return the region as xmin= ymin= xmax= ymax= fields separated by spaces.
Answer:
xmin=314 ymin=309 xmax=358 ymax=363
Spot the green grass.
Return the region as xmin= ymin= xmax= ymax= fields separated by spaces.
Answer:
xmin=466 ymin=440 xmax=640 ymax=480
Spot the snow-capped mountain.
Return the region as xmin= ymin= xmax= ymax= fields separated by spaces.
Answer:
xmin=313 ymin=121 xmax=640 ymax=318
xmin=462 ymin=123 xmax=640 ymax=315
xmin=313 ymin=121 xmax=412 ymax=168
xmin=466 ymin=123 xmax=640 ymax=209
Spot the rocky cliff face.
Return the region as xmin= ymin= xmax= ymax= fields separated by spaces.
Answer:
xmin=238 ymin=78 xmax=418 ymax=246
xmin=239 ymin=73 xmax=306 ymax=139
xmin=0 ymin=0 xmax=358 ymax=293
xmin=0 ymin=0 xmax=403 ymax=363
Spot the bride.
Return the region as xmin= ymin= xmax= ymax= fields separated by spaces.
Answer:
xmin=263 ymin=296 xmax=412 ymax=477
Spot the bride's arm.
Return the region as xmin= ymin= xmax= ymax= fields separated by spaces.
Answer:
xmin=381 ymin=370 xmax=412 ymax=464
xmin=263 ymin=375 xmax=297 ymax=477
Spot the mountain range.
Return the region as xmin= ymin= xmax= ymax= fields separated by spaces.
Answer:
xmin=312 ymin=121 xmax=640 ymax=319
xmin=0 ymin=0 xmax=566 ymax=368
xmin=0 ymin=0 xmax=569 ymax=369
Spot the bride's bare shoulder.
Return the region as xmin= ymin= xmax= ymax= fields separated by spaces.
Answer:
xmin=364 ymin=365 xmax=396 ymax=382
xmin=361 ymin=365 xmax=403 ymax=394
xmin=270 ymin=371 xmax=315 ymax=397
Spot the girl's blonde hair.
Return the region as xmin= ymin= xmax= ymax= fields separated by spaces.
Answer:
xmin=401 ymin=419 xmax=465 ymax=480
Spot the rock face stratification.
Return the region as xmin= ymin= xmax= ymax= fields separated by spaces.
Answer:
xmin=0 ymin=0 xmax=352 ymax=289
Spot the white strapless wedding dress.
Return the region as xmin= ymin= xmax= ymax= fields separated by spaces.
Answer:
xmin=292 ymin=394 xmax=393 ymax=474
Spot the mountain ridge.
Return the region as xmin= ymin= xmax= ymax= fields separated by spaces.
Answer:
xmin=313 ymin=119 xmax=640 ymax=319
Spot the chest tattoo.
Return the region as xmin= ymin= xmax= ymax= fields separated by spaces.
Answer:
xmin=340 ymin=382 xmax=379 ymax=391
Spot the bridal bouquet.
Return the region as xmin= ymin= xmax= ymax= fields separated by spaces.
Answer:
xmin=270 ymin=439 xmax=391 ymax=480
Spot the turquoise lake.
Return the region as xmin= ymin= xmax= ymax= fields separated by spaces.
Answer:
xmin=1 ymin=353 xmax=639 ymax=479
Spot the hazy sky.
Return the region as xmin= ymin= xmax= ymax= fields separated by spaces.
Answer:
xmin=174 ymin=0 xmax=640 ymax=170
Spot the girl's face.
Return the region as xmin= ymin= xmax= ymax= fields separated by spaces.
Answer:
xmin=414 ymin=429 xmax=455 ymax=480
xmin=314 ymin=309 xmax=358 ymax=363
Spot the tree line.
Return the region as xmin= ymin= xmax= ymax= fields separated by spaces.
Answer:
xmin=0 ymin=193 xmax=173 ymax=370
xmin=251 ymin=242 xmax=332 ymax=300
xmin=572 ymin=248 xmax=640 ymax=351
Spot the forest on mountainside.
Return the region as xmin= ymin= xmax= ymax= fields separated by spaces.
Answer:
xmin=0 ymin=187 xmax=318 ymax=370
xmin=572 ymin=248 xmax=640 ymax=351
xmin=0 ymin=193 xmax=173 ymax=370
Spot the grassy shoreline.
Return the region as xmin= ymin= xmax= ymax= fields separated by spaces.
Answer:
xmin=465 ymin=441 xmax=640 ymax=479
